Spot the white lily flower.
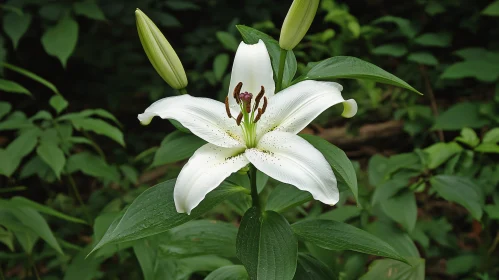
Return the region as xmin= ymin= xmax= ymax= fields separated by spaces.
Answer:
xmin=138 ymin=40 xmax=358 ymax=214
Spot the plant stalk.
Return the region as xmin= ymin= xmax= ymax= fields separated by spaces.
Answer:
xmin=249 ymin=165 xmax=260 ymax=208
xmin=276 ymin=48 xmax=287 ymax=92
xmin=67 ymin=174 xmax=92 ymax=225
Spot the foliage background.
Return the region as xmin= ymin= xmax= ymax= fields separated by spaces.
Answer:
xmin=1 ymin=0 xmax=498 ymax=279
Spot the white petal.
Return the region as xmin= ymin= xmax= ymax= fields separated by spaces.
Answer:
xmin=256 ymin=80 xmax=357 ymax=137
xmin=245 ymin=131 xmax=338 ymax=205
xmin=138 ymin=95 xmax=244 ymax=148
xmin=174 ymin=144 xmax=249 ymax=214
xmin=341 ymin=99 xmax=358 ymax=118
xmin=227 ymin=40 xmax=275 ymax=109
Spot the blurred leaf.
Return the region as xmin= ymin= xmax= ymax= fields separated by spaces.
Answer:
xmin=30 ymin=110 xmax=53 ymax=121
xmin=70 ymin=117 xmax=125 ymax=146
xmin=164 ymin=1 xmax=200 ymax=11
xmin=214 ymin=53 xmax=230 ymax=81
xmin=433 ymin=103 xmax=489 ymax=130
xmin=293 ymin=253 xmax=337 ymax=280
xmin=41 ymin=17 xmax=79 ymax=67
xmin=360 ymin=257 xmax=424 ymax=280
xmin=205 ymin=265 xmax=249 ymax=280
xmin=0 ymin=129 xmax=39 ymax=177
xmin=319 ymin=205 xmax=361 ymax=222
xmin=59 ymin=108 xmax=121 ymax=127
xmin=441 ymin=59 xmax=499 ymax=82
xmin=425 ymin=1 xmax=445 ymax=15
xmin=446 ymin=255 xmax=479 ymax=275
xmin=216 ymin=31 xmax=239 ymax=51
xmin=372 ymin=179 xmax=408 ymax=205
xmin=292 ymin=219 xmax=407 ymax=263
xmin=455 ymin=128 xmax=480 ymax=147
xmin=381 ymin=192 xmax=417 ymax=232
xmin=0 ymin=79 xmax=31 ymax=95
xmin=484 ymin=204 xmax=499 ymax=219
xmin=296 ymin=56 xmax=421 ymax=94
xmin=372 ymin=44 xmax=407 ymax=57
xmin=1 ymin=63 xmax=61 ymax=95
xmin=66 ymin=152 xmax=120 ymax=182
xmin=0 ymin=227 xmax=14 ymax=251
xmin=36 ymin=141 xmax=65 ymax=180
xmin=120 ymin=165 xmax=138 ymax=184
xmin=3 ymin=12 xmax=31 ymax=48
xmin=483 ymin=128 xmax=499 ymax=144
xmin=372 ymin=16 xmax=418 ymax=38
xmin=367 ymin=221 xmax=420 ymax=257
xmin=90 ymin=180 xmax=246 ymax=255
xmin=151 ymin=131 xmax=205 ymax=167
xmin=0 ymin=210 xmax=39 ymax=253
xmin=64 ymin=247 xmax=103 ymax=280
xmin=39 ymin=3 xmax=66 ymax=21
xmin=236 ymin=207 xmax=297 ymax=280
xmin=475 ymin=143 xmax=499 ymax=153
xmin=424 ymin=142 xmax=463 ymax=169
xmin=430 ymin=175 xmax=483 ymax=220
xmin=414 ymin=33 xmax=451 ymax=47
xmin=73 ymin=0 xmax=106 ymax=20
xmin=11 ymin=196 xmax=86 ymax=224
xmin=266 ymin=183 xmax=313 ymax=213
xmin=149 ymin=11 xmax=180 ymax=27
xmin=0 ymin=102 xmax=12 ymax=119
xmin=368 ymin=154 xmax=389 ymax=186
xmin=407 ymin=52 xmax=438 ymax=66
xmin=49 ymin=95 xmax=68 ymax=114
xmin=301 ymin=134 xmax=358 ymax=202
xmin=482 ymin=0 xmax=499 ymax=16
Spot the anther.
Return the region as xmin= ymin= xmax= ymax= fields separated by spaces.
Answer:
xmin=245 ymin=101 xmax=251 ymax=113
xmin=236 ymin=112 xmax=243 ymax=126
xmin=254 ymin=108 xmax=263 ymax=123
xmin=254 ymin=86 xmax=265 ymax=108
xmin=233 ymin=82 xmax=243 ymax=104
xmin=224 ymin=96 xmax=232 ymax=118
xmin=262 ymin=96 xmax=268 ymax=114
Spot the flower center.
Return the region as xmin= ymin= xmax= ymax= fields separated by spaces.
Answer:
xmin=224 ymin=82 xmax=268 ymax=148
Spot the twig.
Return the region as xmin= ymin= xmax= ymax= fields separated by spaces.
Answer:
xmin=419 ymin=65 xmax=444 ymax=142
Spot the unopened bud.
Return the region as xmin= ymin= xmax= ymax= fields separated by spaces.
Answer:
xmin=135 ymin=9 xmax=188 ymax=89
xmin=279 ymin=0 xmax=320 ymax=50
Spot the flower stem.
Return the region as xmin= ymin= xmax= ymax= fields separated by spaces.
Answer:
xmin=276 ymin=48 xmax=287 ymax=92
xmin=249 ymin=164 xmax=260 ymax=208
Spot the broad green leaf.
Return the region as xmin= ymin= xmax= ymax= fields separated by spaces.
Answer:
xmin=0 ymin=129 xmax=39 ymax=177
xmin=293 ymin=254 xmax=337 ymax=280
xmin=292 ymin=219 xmax=407 ymax=264
xmin=372 ymin=44 xmax=407 ymax=57
xmin=475 ymin=143 xmax=499 ymax=153
xmin=89 ymin=180 xmax=246 ymax=255
xmin=381 ymin=192 xmax=417 ymax=232
xmin=372 ymin=16 xmax=418 ymax=38
xmin=64 ymin=247 xmax=104 ymax=280
xmin=372 ymin=178 xmax=408 ymax=205
xmin=59 ymin=108 xmax=122 ymax=127
xmin=236 ymin=25 xmax=297 ymax=89
xmin=151 ymin=131 xmax=205 ymax=167
xmin=36 ymin=141 xmax=65 ymax=179
xmin=216 ymin=31 xmax=238 ymax=51
xmin=0 ymin=210 xmax=39 ymax=253
xmin=367 ymin=221 xmax=420 ymax=257
xmin=73 ymin=0 xmax=106 ymax=20
xmin=368 ymin=154 xmax=390 ymax=186
xmin=301 ymin=134 xmax=358 ymax=202
xmin=66 ymin=152 xmax=120 ymax=182
xmin=295 ymin=56 xmax=421 ymax=94
xmin=407 ymin=52 xmax=438 ymax=66
xmin=1 ymin=63 xmax=61 ymax=95
xmin=446 ymin=255 xmax=479 ymax=275
xmin=49 ymin=95 xmax=68 ymax=114
xmin=30 ymin=110 xmax=53 ymax=121
xmin=133 ymin=239 xmax=178 ymax=280
xmin=414 ymin=33 xmax=451 ymax=47
xmin=0 ymin=102 xmax=12 ymax=119
xmin=41 ymin=17 xmax=79 ymax=67
xmin=266 ymin=183 xmax=313 ymax=213
xmin=424 ymin=142 xmax=463 ymax=169
xmin=70 ymin=117 xmax=125 ymax=146
xmin=0 ymin=227 xmax=14 ymax=251
xmin=360 ymin=257 xmax=425 ymax=280
xmin=205 ymin=265 xmax=249 ymax=280
xmin=482 ymin=0 xmax=499 ymax=16
xmin=39 ymin=3 xmax=66 ymax=21
xmin=441 ymin=60 xmax=499 ymax=82
xmin=319 ymin=205 xmax=361 ymax=222
xmin=0 ymin=79 xmax=31 ymax=95
xmin=455 ymin=127 xmax=480 ymax=147
xmin=430 ymin=175 xmax=483 ymax=220
xmin=483 ymin=128 xmax=499 ymax=144
xmin=3 ymin=12 xmax=32 ymax=48
xmin=214 ymin=53 xmax=229 ymax=81
xmin=485 ymin=204 xmax=499 ymax=220
xmin=11 ymin=196 xmax=86 ymax=224
xmin=432 ymin=103 xmax=488 ymax=130
xmin=236 ymin=207 xmax=298 ymax=280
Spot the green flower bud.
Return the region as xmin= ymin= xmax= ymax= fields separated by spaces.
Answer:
xmin=135 ymin=9 xmax=187 ymax=89
xmin=279 ymin=0 xmax=320 ymax=50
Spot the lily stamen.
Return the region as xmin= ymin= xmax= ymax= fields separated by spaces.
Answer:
xmin=224 ymin=96 xmax=232 ymax=118
xmin=233 ymin=82 xmax=243 ymax=104
xmin=254 ymin=108 xmax=263 ymax=123
xmin=236 ymin=112 xmax=243 ymax=126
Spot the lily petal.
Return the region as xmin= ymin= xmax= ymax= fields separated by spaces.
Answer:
xmin=174 ymin=143 xmax=249 ymax=214
xmin=256 ymin=80 xmax=357 ymax=137
xmin=227 ymin=40 xmax=275 ymax=109
xmin=138 ymin=95 xmax=244 ymax=148
xmin=245 ymin=131 xmax=339 ymax=205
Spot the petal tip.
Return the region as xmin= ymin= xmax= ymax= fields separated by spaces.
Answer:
xmin=341 ymin=99 xmax=358 ymax=118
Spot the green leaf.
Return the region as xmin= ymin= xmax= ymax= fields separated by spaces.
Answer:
xmin=293 ymin=254 xmax=337 ymax=280
xmin=430 ymin=175 xmax=483 ymax=220
xmin=0 ymin=227 xmax=14 ymax=251
xmin=70 ymin=117 xmax=125 ymax=146
xmin=360 ymin=257 xmax=425 ymax=280
xmin=216 ymin=31 xmax=239 ymax=51
xmin=151 ymin=131 xmax=205 ymax=167
xmin=36 ymin=141 xmax=65 ymax=179
xmin=300 ymin=134 xmax=358 ymax=202
xmin=441 ymin=60 xmax=499 ymax=82
xmin=59 ymin=108 xmax=122 ymax=127
xmin=446 ymin=255 xmax=479 ymax=275
xmin=372 ymin=179 xmax=408 ymax=205
xmin=367 ymin=221 xmax=420 ymax=258
xmin=0 ymin=129 xmax=39 ymax=177
xmin=381 ymin=192 xmax=417 ymax=232
xmin=1 ymin=63 xmax=61 ymax=95
xmin=482 ymin=0 xmax=499 ymax=16
xmin=0 ymin=102 xmax=12 ymax=119
xmin=433 ymin=103 xmax=488 ymax=130
xmin=414 ymin=33 xmax=452 ymax=47
xmin=372 ymin=16 xmax=418 ymax=38
xmin=455 ymin=127 xmax=480 ymax=147
xmin=3 ymin=12 xmax=32 ymax=48
xmin=292 ymin=219 xmax=407 ymax=264
xmin=49 ymin=95 xmax=68 ymax=114
xmin=475 ymin=143 xmax=499 ymax=153
xmin=0 ymin=79 xmax=31 ymax=95
xmin=236 ymin=207 xmax=298 ymax=280
xmin=485 ymin=204 xmax=499 ymax=220
xmin=205 ymin=265 xmax=249 ymax=280
xmin=41 ymin=17 xmax=79 ymax=67
xmin=295 ymin=56 xmax=421 ymax=94
xmin=424 ymin=142 xmax=463 ymax=169
xmin=89 ymin=180 xmax=246 ymax=255
xmin=266 ymin=183 xmax=313 ymax=213
xmin=407 ymin=52 xmax=438 ymax=66
xmin=73 ymin=0 xmax=106 ymax=20
xmin=483 ymin=128 xmax=499 ymax=144
xmin=11 ymin=196 xmax=86 ymax=224
xmin=66 ymin=152 xmax=120 ymax=182
xmin=0 ymin=209 xmax=39 ymax=253
xmin=372 ymin=44 xmax=407 ymax=57
xmin=319 ymin=205 xmax=361 ymax=222
xmin=214 ymin=53 xmax=230 ymax=81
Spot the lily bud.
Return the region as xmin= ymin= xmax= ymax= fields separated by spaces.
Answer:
xmin=135 ymin=9 xmax=188 ymax=89
xmin=279 ymin=0 xmax=320 ymax=50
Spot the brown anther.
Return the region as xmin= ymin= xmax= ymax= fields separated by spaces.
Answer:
xmin=245 ymin=101 xmax=251 ymax=114
xmin=224 ymin=96 xmax=232 ymax=118
xmin=236 ymin=112 xmax=243 ymax=126
xmin=262 ymin=96 xmax=268 ymax=114
xmin=254 ymin=108 xmax=263 ymax=123
xmin=233 ymin=82 xmax=243 ymax=104
xmin=254 ymin=86 xmax=265 ymax=108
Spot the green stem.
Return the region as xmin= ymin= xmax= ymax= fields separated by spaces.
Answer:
xmin=67 ymin=175 xmax=92 ymax=225
xmin=28 ymin=254 xmax=41 ymax=280
xmin=249 ymin=165 xmax=260 ymax=208
xmin=178 ymin=88 xmax=188 ymax=95
xmin=276 ymin=48 xmax=288 ymax=92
